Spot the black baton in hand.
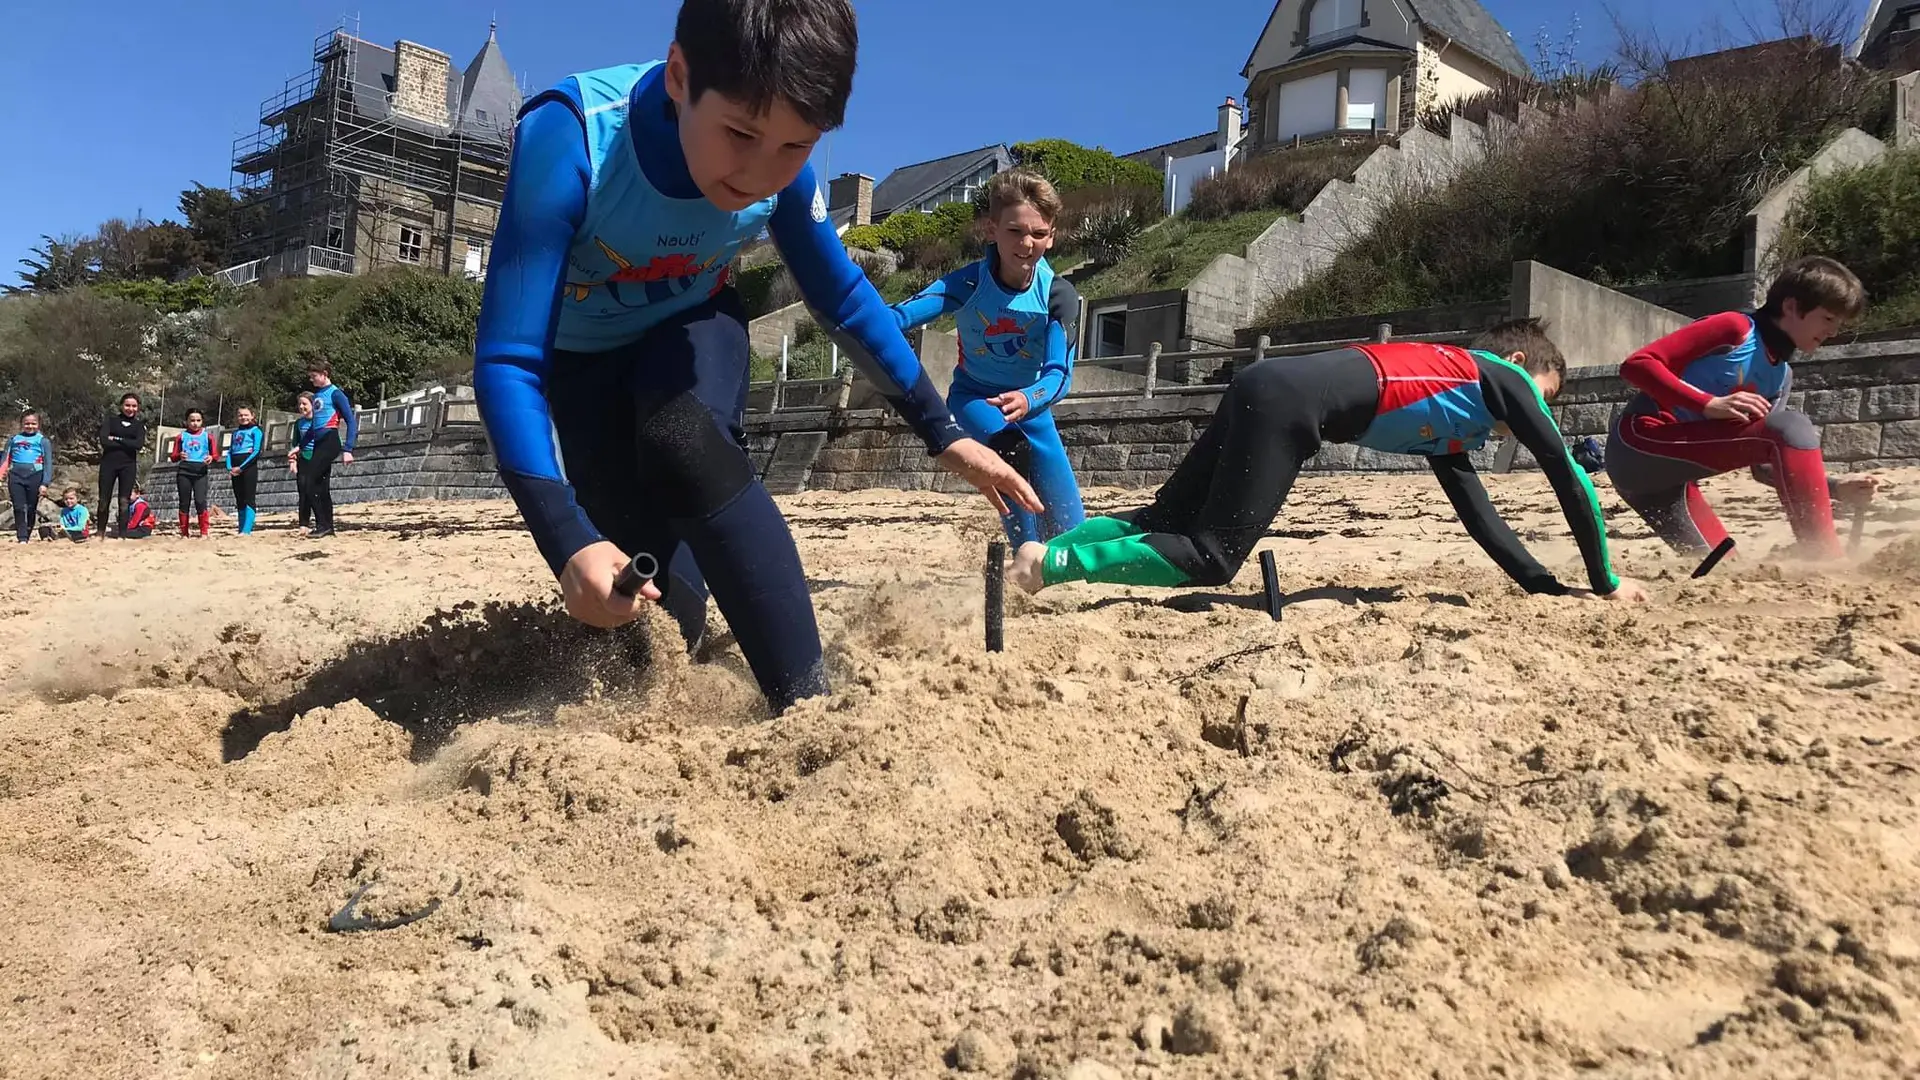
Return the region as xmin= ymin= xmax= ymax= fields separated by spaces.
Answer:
xmin=612 ymin=551 xmax=660 ymax=598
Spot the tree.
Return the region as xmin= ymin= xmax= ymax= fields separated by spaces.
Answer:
xmin=0 ymin=290 xmax=155 ymax=440
xmin=178 ymin=183 xmax=251 ymax=272
xmin=8 ymin=234 xmax=99 ymax=294
xmin=1008 ymin=140 xmax=1163 ymax=193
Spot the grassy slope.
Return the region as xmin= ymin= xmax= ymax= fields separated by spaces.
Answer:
xmin=1077 ymin=209 xmax=1286 ymax=302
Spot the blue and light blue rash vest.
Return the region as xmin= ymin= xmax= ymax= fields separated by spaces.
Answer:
xmin=474 ymin=60 xmax=962 ymax=575
xmin=175 ymin=428 xmax=215 ymax=465
xmin=225 ymin=424 xmax=263 ymax=470
xmin=893 ymin=250 xmax=1081 ymax=408
xmin=1667 ymin=315 xmax=1790 ymax=422
xmin=59 ymin=503 xmax=88 ymax=534
xmin=7 ymin=432 xmax=51 ymax=480
xmin=308 ymin=385 xmax=358 ymax=449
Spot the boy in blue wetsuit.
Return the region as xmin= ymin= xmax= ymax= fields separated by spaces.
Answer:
xmin=288 ymin=392 xmax=318 ymax=529
xmin=7 ymin=410 xmax=53 ymax=544
xmin=224 ymin=406 xmax=265 ymax=535
xmin=474 ymin=0 xmax=1037 ymax=713
xmin=892 ymin=170 xmax=1085 ymax=545
xmin=169 ymin=409 xmax=216 ymax=538
xmin=57 ymin=488 xmax=90 ymax=541
xmin=1010 ymin=320 xmax=1651 ymax=603
xmin=303 ymin=365 xmax=357 ymax=538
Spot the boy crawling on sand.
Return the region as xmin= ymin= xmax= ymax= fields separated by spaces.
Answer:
xmin=474 ymin=0 xmax=1038 ymax=714
xmin=1010 ymin=320 xmax=1650 ymax=603
xmin=1606 ymin=256 xmax=1881 ymax=559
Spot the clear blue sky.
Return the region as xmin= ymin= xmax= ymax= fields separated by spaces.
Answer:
xmin=0 ymin=0 xmax=1872 ymax=269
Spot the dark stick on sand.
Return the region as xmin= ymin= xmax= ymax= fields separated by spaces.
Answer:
xmin=1849 ymin=503 xmax=1868 ymax=556
xmin=612 ymin=551 xmax=660 ymax=598
xmin=985 ymin=541 xmax=1006 ymax=653
xmin=1260 ymin=550 xmax=1284 ymax=621
xmin=1692 ymin=537 xmax=1736 ymax=579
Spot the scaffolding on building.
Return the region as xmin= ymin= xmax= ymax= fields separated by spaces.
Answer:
xmin=223 ymin=17 xmax=518 ymax=285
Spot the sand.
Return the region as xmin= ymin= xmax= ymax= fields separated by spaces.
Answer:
xmin=0 ymin=469 xmax=1916 ymax=1079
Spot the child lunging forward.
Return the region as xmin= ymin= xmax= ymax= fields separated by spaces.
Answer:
xmin=1607 ymin=256 xmax=1880 ymax=559
xmin=57 ymin=487 xmax=90 ymax=541
xmin=892 ymin=170 xmax=1085 ymax=544
xmin=170 ymin=409 xmax=216 ymax=537
xmin=1011 ymin=320 xmax=1650 ymax=603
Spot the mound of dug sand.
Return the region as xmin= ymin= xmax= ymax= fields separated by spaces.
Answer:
xmin=0 ymin=473 xmax=1916 ymax=1079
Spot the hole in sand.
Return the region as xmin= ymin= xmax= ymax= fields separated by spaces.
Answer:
xmin=220 ymin=600 xmax=655 ymax=762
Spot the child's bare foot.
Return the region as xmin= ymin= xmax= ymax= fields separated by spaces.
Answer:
xmin=1007 ymin=541 xmax=1048 ymax=595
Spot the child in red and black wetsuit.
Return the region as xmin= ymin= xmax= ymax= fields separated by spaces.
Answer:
xmin=122 ymin=484 xmax=156 ymax=539
xmin=1607 ymin=257 xmax=1881 ymax=559
xmin=169 ymin=409 xmax=217 ymax=537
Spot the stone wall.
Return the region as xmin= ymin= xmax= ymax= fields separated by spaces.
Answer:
xmin=744 ymin=341 xmax=1920 ymax=493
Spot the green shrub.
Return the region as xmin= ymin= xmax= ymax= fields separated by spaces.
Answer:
xmin=1773 ymin=147 xmax=1920 ymax=330
xmin=1010 ymin=139 xmax=1163 ymax=192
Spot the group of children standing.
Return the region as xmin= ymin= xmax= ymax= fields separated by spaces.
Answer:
xmin=7 ymin=362 xmax=358 ymax=544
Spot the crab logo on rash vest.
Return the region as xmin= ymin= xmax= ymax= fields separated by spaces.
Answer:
xmin=565 ymin=237 xmax=724 ymax=307
xmin=974 ymin=311 xmax=1035 ymax=360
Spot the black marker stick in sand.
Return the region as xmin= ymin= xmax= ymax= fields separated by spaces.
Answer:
xmin=985 ymin=541 xmax=1006 ymax=653
xmin=1849 ymin=503 xmax=1868 ymax=556
xmin=612 ymin=551 xmax=660 ymax=598
xmin=1260 ymin=550 xmax=1284 ymax=621
xmin=1692 ymin=537 xmax=1736 ymax=579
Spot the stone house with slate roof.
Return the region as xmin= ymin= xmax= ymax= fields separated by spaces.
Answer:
xmin=1239 ymin=0 xmax=1530 ymax=151
xmin=825 ymin=144 xmax=1013 ymax=232
xmin=227 ymin=21 xmax=523 ymax=283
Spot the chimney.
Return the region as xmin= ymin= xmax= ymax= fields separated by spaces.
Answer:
xmin=1218 ymin=96 xmax=1243 ymax=168
xmin=828 ymin=172 xmax=874 ymax=228
xmin=392 ymin=40 xmax=454 ymax=127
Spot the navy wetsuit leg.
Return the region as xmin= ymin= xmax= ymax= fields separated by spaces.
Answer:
xmin=7 ymin=473 xmax=35 ymax=542
xmin=307 ymin=431 xmax=341 ymax=532
xmin=548 ymin=290 xmax=826 ymax=713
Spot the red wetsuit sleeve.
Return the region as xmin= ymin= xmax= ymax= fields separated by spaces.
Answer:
xmin=1620 ymin=312 xmax=1751 ymax=414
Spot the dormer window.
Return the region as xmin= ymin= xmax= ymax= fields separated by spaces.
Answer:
xmin=1307 ymin=0 xmax=1364 ymax=46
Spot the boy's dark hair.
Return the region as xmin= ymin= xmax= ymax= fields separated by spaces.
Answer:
xmin=675 ymin=0 xmax=858 ymax=131
xmin=1763 ymin=256 xmax=1866 ymax=321
xmin=20 ymin=409 xmax=37 ymax=422
xmin=306 ymin=361 xmax=331 ymax=377
xmin=132 ymin=484 xmax=145 ymax=495
xmin=1471 ymin=318 xmax=1566 ymax=386
xmin=185 ymin=409 xmax=203 ymax=421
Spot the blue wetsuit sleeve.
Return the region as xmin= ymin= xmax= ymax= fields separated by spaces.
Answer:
xmin=1023 ymin=275 xmax=1080 ymax=412
xmin=770 ymin=164 xmax=964 ymax=454
xmin=892 ymin=265 xmax=974 ymax=333
xmin=328 ymin=387 xmax=359 ymax=450
xmin=473 ymin=99 xmax=601 ymax=576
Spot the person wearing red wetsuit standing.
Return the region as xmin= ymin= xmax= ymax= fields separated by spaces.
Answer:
xmin=1607 ymin=257 xmax=1881 ymax=559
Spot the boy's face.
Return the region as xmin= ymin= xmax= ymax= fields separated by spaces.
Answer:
xmin=989 ymin=203 xmax=1055 ymax=279
xmin=1779 ymin=299 xmax=1844 ymax=353
xmin=186 ymin=415 xmax=203 ymax=431
xmin=665 ymin=45 xmax=822 ymax=212
xmin=309 ymin=370 xmax=329 ymax=388
xmin=298 ymin=399 xmax=314 ymax=418
xmin=20 ymin=415 xmax=38 ymax=434
xmin=237 ymin=409 xmax=254 ymax=426
xmin=62 ymin=493 xmax=76 ymax=507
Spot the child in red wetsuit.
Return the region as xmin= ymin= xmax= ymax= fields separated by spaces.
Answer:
xmin=1607 ymin=257 xmax=1880 ymax=559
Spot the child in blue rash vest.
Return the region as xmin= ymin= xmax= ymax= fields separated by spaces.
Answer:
xmin=892 ymin=170 xmax=1086 ymax=546
xmin=303 ymin=364 xmax=356 ymax=538
xmin=473 ymin=0 xmax=1039 ymax=714
xmin=8 ymin=410 xmax=53 ymax=544
xmin=1009 ymin=320 xmax=1653 ymax=604
xmin=224 ymin=406 xmax=265 ymax=535
xmin=57 ymin=487 xmax=90 ymax=541
xmin=169 ymin=409 xmax=216 ymax=538
xmin=288 ymin=392 xmax=318 ymax=530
